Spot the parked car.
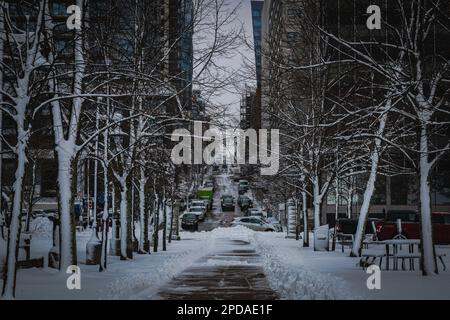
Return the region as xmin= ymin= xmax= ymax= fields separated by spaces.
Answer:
xmin=247 ymin=208 xmax=263 ymax=217
xmin=199 ymin=198 xmax=211 ymax=210
xmin=238 ymin=180 xmax=249 ymax=194
xmin=190 ymin=199 xmax=208 ymax=213
xmin=203 ymin=180 xmax=215 ymax=192
xmin=221 ymin=194 xmax=234 ymax=205
xmin=190 ymin=199 xmax=206 ymax=207
xmin=231 ymin=216 xmax=276 ymax=232
xmin=265 ymin=217 xmax=282 ymax=232
xmin=376 ymin=211 xmax=450 ymax=244
xmin=179 ymin=199 xmax=187 ymax=211
xmin=181 ymin=213 xmax=199 ymax=231
xmin=237 ymin=194 xmax=246 ymax=206
xmin=231 ymin=165 xmax=241 ymax=181
xmin=238 ymin=196 xmax=253 ymax=211
xmin=221 ymin=197 xmax=235 ymax=211
xmin=188 ymin=206 xmax=206 ymax=221
xmin=335 ymin=218 xmax=383 ymax=236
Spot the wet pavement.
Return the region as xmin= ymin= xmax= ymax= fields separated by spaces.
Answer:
xmin=155 ymin=173 xmax=278 ymax=300
xmin=155 ymin=238 xmax=278 ymax=300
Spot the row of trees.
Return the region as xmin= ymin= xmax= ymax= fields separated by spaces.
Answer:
xmin=261 ymin=0 xmax=450 ymax=275
xmin=0 ymin=0 xmax=241 ymax=298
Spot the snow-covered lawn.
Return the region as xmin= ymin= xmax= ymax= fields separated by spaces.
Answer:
xmin=3 ymin=222 xmax=450 ymax=299
xmin=6 ymin=218 xmax=215 ymax=299
xmin=253 ymin=232 xmax=450 ymax=300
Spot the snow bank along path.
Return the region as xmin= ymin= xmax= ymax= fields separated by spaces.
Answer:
xmin=198 ymin=226 xmax=354 ymax=300
xmin=102 ymin=230 xmax=217 ymax=299
xmin=100 ymin=226 xmax=355 ymax=299
xmin=253 ymin=232 xmax=354 ymax=299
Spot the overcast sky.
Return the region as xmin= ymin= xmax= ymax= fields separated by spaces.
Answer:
xmin=196 ymin=0 xmax=257 ymax=126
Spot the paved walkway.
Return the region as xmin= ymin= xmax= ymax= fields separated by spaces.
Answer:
xmin=154 ymin=238 xmax=278 ymax=300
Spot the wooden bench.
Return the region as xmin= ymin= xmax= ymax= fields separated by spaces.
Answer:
xmin=337 ymin=233 xmax=354 ymax=253
xmin=394 ymin=253 xmax=421 ymax=270
xmin=395 ymin=252 xmax=446 ymax=271
xmin=16 ymin=257 xmax=44 ymax=270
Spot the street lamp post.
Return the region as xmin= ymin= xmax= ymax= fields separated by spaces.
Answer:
xmin=86 ymin=102 xmax=102 ymax=265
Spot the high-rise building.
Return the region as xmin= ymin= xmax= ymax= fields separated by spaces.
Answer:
xmin=251 ymin=1 xmax=263 ymax=88
xmin=240 ymin=89 xmax=256 ymax=130
xmin=250 ymin=1 xmax=264 ymax=130
xmin=0 ymin=0 xmax=194 ymax=211
xmin=168 ymin=0 xmax=194 ymax=115
xmin=260 ymin=0 xmax=450 ymax=223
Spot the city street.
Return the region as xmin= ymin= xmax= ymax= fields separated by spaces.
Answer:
xmin=198 ymin=174 xmax=244 ymax=232
xmin=2 ymin=0 xmax=450 ymax=305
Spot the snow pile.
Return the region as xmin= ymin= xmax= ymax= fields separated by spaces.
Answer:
xmin=206 ymin=258 xmax=251 ymax=266
xmin=30 ymin=217 xmax=53 ymax=239
xmin=101 ymin=233 xmax=215 ymax=299
xmin=253 ymin=234 xmax=354 ymax=300
xmin=208 ymin=226 xmax=355 ymax=300
xmin=209 ymin=225 xmax=254 ymax=240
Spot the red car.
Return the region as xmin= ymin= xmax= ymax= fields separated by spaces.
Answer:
xmin=376 ymin=211 xmax=450 ymax=244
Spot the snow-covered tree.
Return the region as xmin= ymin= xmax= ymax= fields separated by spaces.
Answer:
xmin=318 ymin=0 xmax=450 ymax=274
xmin=0 ymin=0 xmax=47 ymax=298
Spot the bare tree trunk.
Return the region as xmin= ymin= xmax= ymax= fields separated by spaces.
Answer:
xmin=351 ymin=102 xmax=388 ymax=257
xmin=2 ymin=137 xmax=27 ymax=298
xmin=162 ymin=192 xmax=167 ymax=251
xmin=312 ymin=175 xmax=321 ymax=230
xmin=418 ymin=123 xmax=437 ymax=275
xmin=138 ymin=167 xmax=148 ymax=253
xmin=119 ymin=180 xmax=128 ymax=260
xmin=302 ymin=190 xmax=309 ymax=247
xmin=25 ymin=160 xmax=37 ymax=232
xmin=153 ymin=196 xmax=160 ymax=252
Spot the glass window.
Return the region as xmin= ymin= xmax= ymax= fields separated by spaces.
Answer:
xmin=444 ymin=216 xmax=450 ymax=225
xmin=286 ymin=32 xmax=298 ymax=42
xmin=52 ymin=3 xmax=67 ymax=16
xmin=391 ymin=176 xmax=409 ymax=205
xmin=55 ymin=40 xmax=74 ymax=56
xmin=431 ymin=170 xmax=450 ymax=205
xmin=252 ymin=10 xmax=260 ymax=17
xmin=371 ymin=176 xmax=386 ymax=205
xmin=40 ymin=160 xmax=57 ymax=197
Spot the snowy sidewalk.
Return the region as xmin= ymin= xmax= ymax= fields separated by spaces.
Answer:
xmin=153 ymin=237 xmax=278 ymax=300
xmin=12 ymin=229 xmax=214 ymax=300
xmin=7 ymin=223 xmax=450 ymax=300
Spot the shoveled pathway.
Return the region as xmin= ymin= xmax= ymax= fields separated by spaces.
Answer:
xmin=154 ymin=238 xmax=278 ymax=300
